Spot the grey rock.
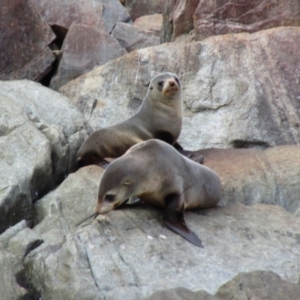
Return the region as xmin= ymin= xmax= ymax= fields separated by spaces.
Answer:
xmin=34 ymin=165 xmax=104 ymax=234
xmin=147 ymin=271 xmax=300 ymax=300
xmin=7 ymin=227 xmax=43 ymax=261
xmin=111 ymin=22 xmax=160 ymax=52
xmin=0 ymin=0 xmax=55 ymax=81
xmin=0 ymin=220 xmax=27 ymax=248
xmin=30 ymin=0 xmax=106 ymax=32
xmin=100 ymin=0 xmax=132 ymax=33
xmin=0 ymin=80 xmax=89 ymax=233
xmin=124 ymin=0 xmax=166 ymax=21
xmin=25 ymin=201 xmax=300 ymax=299
xmin=50 ymin=23 xmax=127 ymax=90
xmin=195 ymin=145 xmax=300 ymax=214
xmin=24 ymin=145 xmax=300 ymax=299
xmin=133 ymin=14 xmax=163 ymax=36
xmin=194 ymin=0 xmax=300 ymax=41
xmin=216 ymin=270 xmax=300 ymax=300
xmin=59 ymin=27 xmax=300 ymax=150
xmin=0 ymin=247 xmax=27 ymax=299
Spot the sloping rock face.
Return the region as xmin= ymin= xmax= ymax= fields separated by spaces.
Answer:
xmin=60 ymin=26 xmax=300 ymax=150
xmin=0 ymin=0 xmax=55 ymax=81
xmin=30 ymin=0 xmax=130 ymax=34
xmin=50 ymin=23 xmax=127 ymax=90
xmin=112 ymin=22 xmax=160 ymax=52
xmin=0 ymin=80 xmax=89 ymax=233
xmin=194 ymin=0 xmax=300 ymax=41
xmin=147 ymin=271 xmax=300 ymax=300
xmin=23 ymin=153 xmax=300 ymax=298
xmin=124 ymin=0 xmax=165 ymax=21
xmin=196 ymin=145 xmax=300 ymax=214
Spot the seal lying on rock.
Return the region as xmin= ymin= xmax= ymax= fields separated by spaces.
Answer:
xmin=77 ymin=72 xmax=184 ymax=168
xmin=95 ymin=139 xmax=222 ymax=247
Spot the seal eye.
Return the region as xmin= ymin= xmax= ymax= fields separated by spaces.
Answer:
xmin=158 ymin=81 xmax=164 ymax=87
xmin=105 ymin=194 xmax=116 ymax=202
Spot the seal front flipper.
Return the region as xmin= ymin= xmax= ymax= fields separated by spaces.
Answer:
xmin=163 ymin=194 xmax=204 ymax=248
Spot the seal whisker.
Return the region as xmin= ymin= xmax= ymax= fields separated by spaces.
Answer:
xmin=76 ymin=213 xmax=98 ymax=226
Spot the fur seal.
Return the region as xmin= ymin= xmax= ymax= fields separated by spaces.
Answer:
xmin=77 ymin=72 xmax=183 ymax=168
xmin=95 ymin=139 xmax=222 ymax=247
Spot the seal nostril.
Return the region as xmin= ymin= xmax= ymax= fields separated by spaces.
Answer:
xmin=170 ymin=81 xmax=175 ymax=87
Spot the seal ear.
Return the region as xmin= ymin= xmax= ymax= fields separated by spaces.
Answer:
xmin=163 ymin=194 xmax=204 ymax=248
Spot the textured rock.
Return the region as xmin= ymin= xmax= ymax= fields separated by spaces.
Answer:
xmin=34 ymin=166 xmax=104 ymax=233
xmin=100 ymin=0 xmax=132 ymax=33
xmin=22 ymin=144 xmax=300 ymax=299
xmin=30 ymin=0 xmax=106 ymax=32
xmin=124 ymin=0 xmax=165 ymax=21
xmin=171 ymin=0 xmax=200 ymax=40
xmin=26 ymin=199 xmax=300 ymax=299
xmin=194 ymin=0 xmax=300 ymax=41
xmin=0 ymin=80 xmax=89 ymax=233
xmin=147 ymin=271 xmax=300 ymax=300
xmin=0 ymin=0 xmax=55 ymax=81
xmin=50 ymin=23 xmax=127 ymax=90
xmin=193 ymin=145 xmax=300 ymax=214
xmin=60 ymin=27 xmax=300 ymax=150
xmin=7 ymin=228 xmax=43 ymax=261
xmin=0 ymin=247 xmax=26 ymax=299
xmin=133 ymin=14 xmax=163 ymax=35
xmin=112 ymin=22 xmax=160 ymax=52
xmin=0 ymin=220 xmax=27 ymax=248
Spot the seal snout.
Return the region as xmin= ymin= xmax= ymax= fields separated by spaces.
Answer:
xmin=164 ymin=79 xmax=179 ymax=96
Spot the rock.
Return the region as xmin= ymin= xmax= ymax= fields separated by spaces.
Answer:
xmin=147 ymin=271 xmax=300 ymax=300
xmin=171 ymin=0 xmax=200 ymax=40
xmin=194 ymin=0 xmax=300 ymax=41
xmin=34 ymin=165 xmax=104 ymax=234
xmin=0 ymin=80 xmax=89 ymax=233
xmin=50 ymin=23 xmax=127 ymax=90
xmin=0 ymin=247 xmax=27 ymax=299
xmin=124 ymin=0 xmax=166 ymax=21
xmin=25 ymin=199 xmax=300 ymax=299
xmin=0 ymin=0 xmax=55 ymax=81
xmin=0 ymin=220 xmax=27 ymax=248
xmin=30 ymin=0 xmax=106 ymax=34
xmin=22 ymin=143 xmax=300 ymax=299
xmin=7 ymin=228 xmax=43 ymax=261
xmin=111 ymin=22 xmax=160 ymax=52
xmin=100 ymin=0 xmax=132 ymax=33
xmin=59 ymin=27 xmax=300 ymax=150
xmin=133 ymin=14 xmax=163 ymax=35
xmin=194 ymin=145 xmax=300 ymax=214
xmin=216 ymin=270 xmax=300 ymax=300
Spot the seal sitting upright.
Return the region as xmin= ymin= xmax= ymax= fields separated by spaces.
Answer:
xmin=77 ymin=72 xmax=183 ymax=168
xmin=94 ymin=139 xmax=222 ymax=247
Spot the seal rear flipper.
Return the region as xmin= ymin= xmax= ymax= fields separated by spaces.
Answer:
xmin=177 ymin=149 xmax=204 ymax=164
xmin=163 ymin=194 xmax=204 ymax=248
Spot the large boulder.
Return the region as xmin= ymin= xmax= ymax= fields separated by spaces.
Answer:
xmin=111 ymin=22 xmax=160 ymax=52
xmin=30 ymin=0 xmax=130 ymax=34
xmin=21 ymin=144 xmax=300 ymax=299
xmin=0 ymin=80 xmax=89 ymax=233
xmin=0 ymin=0 xmax=55 ymax=81
xmin=123 ymin=0 xmax=166 ymax=21
xmin=59 ymin=26 xmax=300 ymax=150
xmin=50 ymin=23 xmax=127 ymax=90
xmin=194 ymin=0 xmax=300 ymax=41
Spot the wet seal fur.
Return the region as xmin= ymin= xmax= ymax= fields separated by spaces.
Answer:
xmin=77 ymin=72 xmax=183 ymax=168
xmin=95 ymin=139 xmax=222 ymax=247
